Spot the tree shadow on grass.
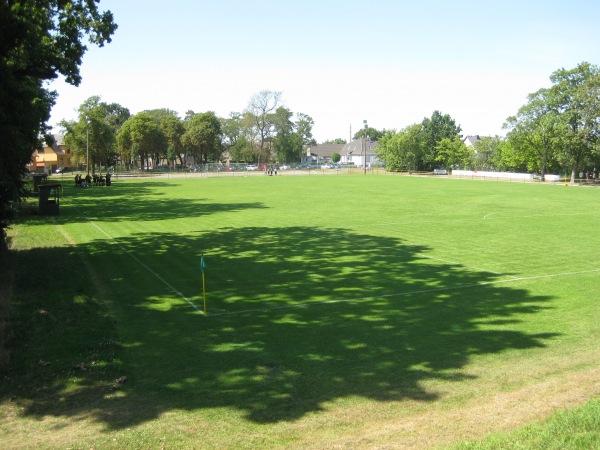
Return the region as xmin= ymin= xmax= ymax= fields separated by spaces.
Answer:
xmin=4 ymin=225 xmax=559 ymax=429
xmin=21 ymin=179 xmax=267 ymax=224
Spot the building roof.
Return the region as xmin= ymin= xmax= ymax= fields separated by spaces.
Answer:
xmin=306 ymin=143 xmax=345 ymax=158
xmin=45 ymin=134 xmax=67 ymax=155
xmin=463 ymin=135 xmax=482 ymax=147
xmin=342 ymin=138 xmax=378 ymax=156
xmin=306 ymin=139 xmax=379 ymax=159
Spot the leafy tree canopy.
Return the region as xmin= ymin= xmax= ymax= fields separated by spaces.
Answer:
xmin=353 ymin=127 xmax=384 ymax=141
xmin=0 ymin=0 xmax=117 ymax=251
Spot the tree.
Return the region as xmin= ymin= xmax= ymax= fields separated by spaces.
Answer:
xmin=245 ymin=90 xmax=282 ymax=163
xmin=547 ymin=62 xmax=600 ymax=183
xmin=331 ymin=152 xmax=341 ymax=163
xmin=142 ymin=110 xmax=184 ymax=167
xmin=295 ymin=113 xmax=317 ymax=147
xmin=182 ymin=112 xmax=223 ymax=164
xmin=0 ymin=0 xmax=116 ymax=252
xmin=421 ymin=111 xmax=462 ymax=171
xmin=494 ymin=138 xmax=529 ymax=173
xmin=353 ymin=127 xmax=384 ymax=141
xmin=434 ymin=137 xmax=473 ymax=170
xmin=221 ymin=112 xmax=255 ymax=162
xmin=472 ymin=136 xmax=507 ymax=171
xmin=272 ymin=107 xmax=297 ymax=163
xmin=61 ymin=96 xmax=129 ymax=172
xmin=504 ymin=88 xmax=562 ymax=179
xmin=323 ymin=138 xmax=347 ymax=145
xmin=160 ymin=114 xmax=185 ymax=167
xmin=117 ymin=113 xmax=166 ymax=170
xmin=375 ymin=125 xmax=424 ymax=171
xmin=272 ymin=107 xmax=312 ymax=163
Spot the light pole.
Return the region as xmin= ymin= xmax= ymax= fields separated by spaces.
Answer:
xmin=363 ymin=120 xmax=368 ymax=174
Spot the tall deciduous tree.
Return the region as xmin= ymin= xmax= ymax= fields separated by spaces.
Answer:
xmin=61 ymin=96 xmax=129 ymax=171
xmin=272 ymin=107 xmax=303 ymax=163
xmin=246 ymin=90 xmax=282 ymax=163
xmin=472 ymin=136 xmax=507 ymax=171
xmin=435 ymin=137 xmax=473 ymax=170
xmin=353 ymin=127 xmax=384 ymax=141
xmin=547 ymin=62 xmax=600 ymax=183
xmin=0 ymin=0 xmax=116 ymax=252
xmin=182 ymin=112 xmax=223 ymax=164
xmin=221 ymin=112 xmax=254 ymax=162
xmin=421 ymin=110 xmax=462 ymax=171
xmin=117 ymin=113 xmax=166 ymax=170
xmin=504 ymin=88 xmax=562 ymax=179
xmin=295 ymin=113 xmax=317 ymax=147
xmin=160 ymin=114 xmax=185 ymax=167
xmin=143 ymin=109 xmax=185 ymax=167
xmin=375 ymin=125 xmax=424 ymax=171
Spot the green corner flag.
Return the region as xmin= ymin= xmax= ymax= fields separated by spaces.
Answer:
xmin=200 ymin=253 xmax=207 ymax=316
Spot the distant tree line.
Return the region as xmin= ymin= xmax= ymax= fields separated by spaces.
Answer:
xmin=374 ymin=62 xmax=600 ymax=182
xmin=60 ymin=90 xmax=317 ymax=171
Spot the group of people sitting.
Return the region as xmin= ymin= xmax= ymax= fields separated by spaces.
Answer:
xmin=75 ymin=172 xmax=112 ymax=187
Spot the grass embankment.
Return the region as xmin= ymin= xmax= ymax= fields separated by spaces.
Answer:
xmin=2 ymin=174 xmax=600 ymax=448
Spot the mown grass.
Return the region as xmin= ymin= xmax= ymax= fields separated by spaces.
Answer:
xmin=2 ymin=173 xmax=600 ymax=448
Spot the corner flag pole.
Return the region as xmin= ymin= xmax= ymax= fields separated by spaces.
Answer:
xmin=200 ymin=253 xmax=207 ymax=316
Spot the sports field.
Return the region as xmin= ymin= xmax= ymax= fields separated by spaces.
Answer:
xmin=3 ymin=174 xmax=600 ymax=448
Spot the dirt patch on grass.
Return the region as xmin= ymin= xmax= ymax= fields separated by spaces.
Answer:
xmin=311 ymin=366 xmax=600 ymax=449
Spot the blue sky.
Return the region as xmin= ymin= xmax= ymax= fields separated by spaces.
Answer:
xmin=49 ymin=0 xmax=600 ymax=142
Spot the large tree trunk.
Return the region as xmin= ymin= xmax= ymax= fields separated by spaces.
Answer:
xmin=571 ymin=161 xmax=578 ymax=184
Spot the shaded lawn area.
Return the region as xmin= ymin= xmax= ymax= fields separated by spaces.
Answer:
xmin=4 ymin=175 xmax=598 ymax=447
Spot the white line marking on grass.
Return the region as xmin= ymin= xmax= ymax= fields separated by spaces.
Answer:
xmin=208 ymin=268 xmax=600 ymax=318
xmin=483 ymin=212 xmax=502 ymax=220
xmin=80 ymin=214 xmax=203 ymax=315
xmin=352 ymin=220 xmax=510 ymax=277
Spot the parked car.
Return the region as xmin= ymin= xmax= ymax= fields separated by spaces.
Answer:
xmin=246 ymin=165 xmax=258 ymax=171
xmin=279 ymin=164 xmax=291 ymax=170
xmin=54 ymin=167 xmax=70 ymax=173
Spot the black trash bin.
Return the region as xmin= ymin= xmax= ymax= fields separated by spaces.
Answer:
xmin=32 ymin=173 xmax=48 ymax=193
xmin=38 ymin=183 xmax=62 ymax=215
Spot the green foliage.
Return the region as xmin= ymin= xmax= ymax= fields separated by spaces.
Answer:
xmin=375 ymin=125 xmax=424 ymax=171
xmin=548 ymin=62 xmax=600 ymax=181
xmin=156 ymin=113 xmax=185 ymax=166
xmin=435 ymin=137 xmax=473 ymax=169
xmin=322 ymin=138 xmax=347 ymax=145
xmin=504 ymin=62 xmax=600 ymax=181
xmin=61 ymin=96 xmax=129 ymax=170
xmin=421 ymin=110 xmax=462 ymax=170
xmin=472 ymin=136 xmax=508 ymax=171
xmin=117 ymin=113 xmax=167 ymax=169
xmin=331 ymin=152 xmax=341 ymax=163
xmin=272 ymin=107 xmax=306 ymax=163
xmin=353 ymin=126 xmax=384 ymax=141
xmin=295 ymin=113 xmax=316 ymax=147
xmin=504 ymin=88 xmax=564 ymax=177
xmin=0 ymin=0 xmax=116 ymax=241
xmin=182 ymin=112 xmax=223 ymax=163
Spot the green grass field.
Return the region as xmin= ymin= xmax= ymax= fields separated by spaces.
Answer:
xmin=2 ymin=174 xmax=600 ymax=448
